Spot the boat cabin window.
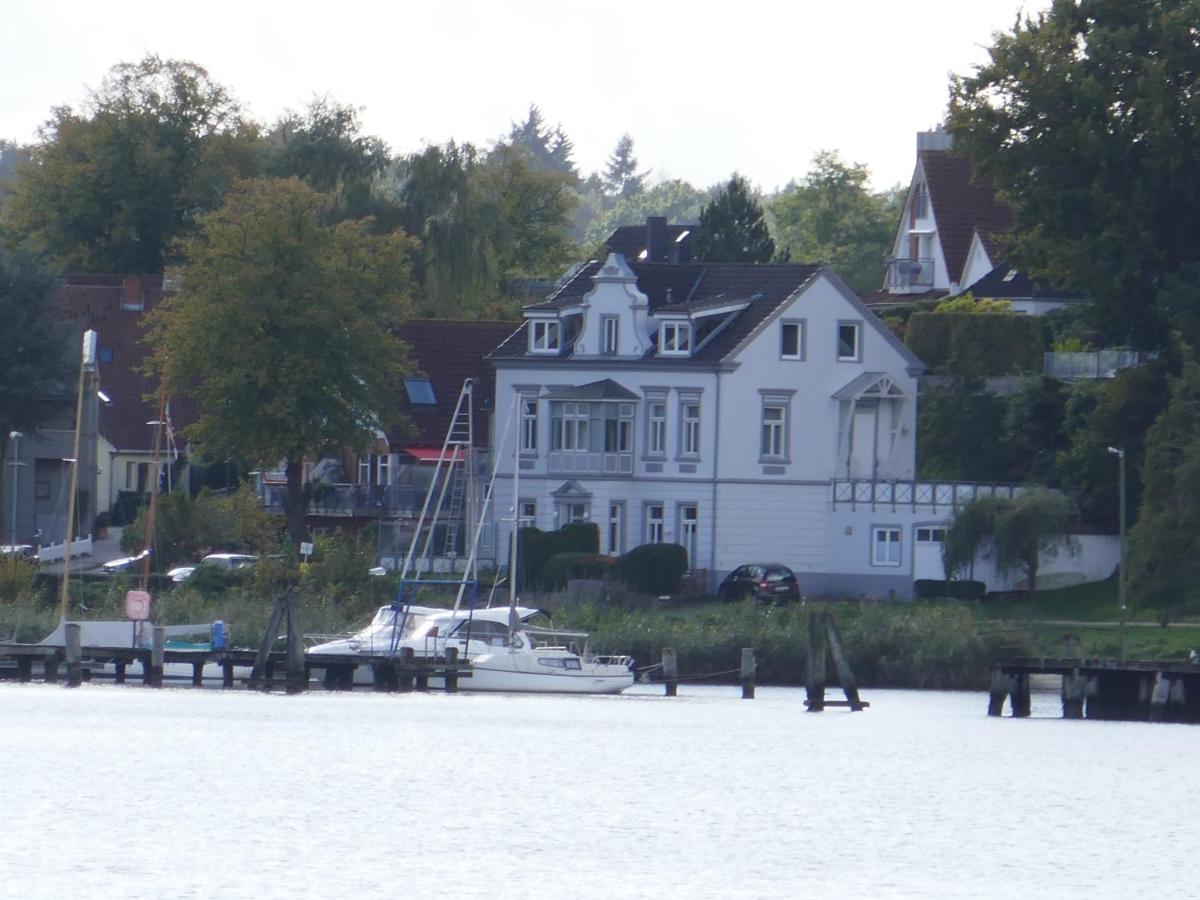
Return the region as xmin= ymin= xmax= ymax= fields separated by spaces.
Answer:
xmin=564 ymin=658 xmax=582 ymax=670
xmin=538 ymin=658 xmax=567 ymax=668
xmin=449 ymin=619 xmax=511 ymax=643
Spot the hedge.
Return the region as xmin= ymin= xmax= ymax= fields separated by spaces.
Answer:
xmin=906 ymin=312 xmax=1045 ymax=375
xmin=619 ymin=543 xmax=688 ymax=595
xmin=517 ymin=523 xmax=600 ymax=587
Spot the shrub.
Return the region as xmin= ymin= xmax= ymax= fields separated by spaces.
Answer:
xmin=619 ymin=543 xmax=688 ymax=595
xmin=906 ymin=311 xmax=1045 ymax=375
xmin=517 ymin=523 xmax=601 ymax=587
xmin=537 ymin=552 xmax=614 ymax=590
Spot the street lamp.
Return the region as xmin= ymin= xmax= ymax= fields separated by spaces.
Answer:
xmin=1107 ymin=446 xmax=1127 ymax=663
xmin=7 ymin=431 xmax=23 ymax=548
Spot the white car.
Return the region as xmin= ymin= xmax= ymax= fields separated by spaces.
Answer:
xmin=100 ymin=549 xmax=150 ymax=574
xmin=168 ymin=553 xmax=258 ymax=582
xmin=166 ymin=565 xmax=197 ymax=583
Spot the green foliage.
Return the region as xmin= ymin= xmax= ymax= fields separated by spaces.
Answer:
xmin=0 ymin=556 xmax=38 ymax=604
xmin=145 ymin=177 xmax=416 ymax=546
xmin=769 ymin=151 xmax=900 ymax=293
xmin=947 ymin=0 xmax=1200 ymax=348
xmin=120 ymin=485 xmax=280 ymax=567
xmin=601 ymin=134 xmax=648 ymax=198
xmin=693 ymin=173 xmax=775 ymax=263
xmin=932 ymin=293 xmax=1014 ymax=315
xmin=943 ymin=490 xmax=1079 ymax=593
xmin=916 ymin=379 xmax=1012 ymax=481
xmin=0 ymin=247 xmax=71 ymax=447
xmin=507 ymin=105 xmax=577 ymax=182
xmin=905 ymin=311 xmax=1045 ymax=375
xmin=1003 ymin=376 xmax=1070 ymax=483
xmin=618 ymin=543 xmax=688 ymax=595
xmin=516 ymin=522 xmax=600 ymax=588
xmin=1128 ymin=358 xmax=1200 ymax=619
xmin=913 ymin=580 xmax=987 ymax=601
xmin=536 ymin=552 xmax=613 ymax=590
xmin=299 ymin=531 xmax=379 ymax=604
xmin=4 ymin=55 xmax=258 ymax=272
xmin=577 ymin=178 xmax=711 ymax=249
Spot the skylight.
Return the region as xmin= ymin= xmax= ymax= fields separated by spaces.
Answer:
xmin=404 ymin=378 xmax=437 ymax=405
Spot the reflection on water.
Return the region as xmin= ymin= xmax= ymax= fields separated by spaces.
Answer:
xmin=0 ymin=684 xmax=1193 ymax=899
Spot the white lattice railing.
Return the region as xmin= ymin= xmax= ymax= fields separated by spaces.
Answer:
xmin=831 ymin=480 xmax=1024 ymax=511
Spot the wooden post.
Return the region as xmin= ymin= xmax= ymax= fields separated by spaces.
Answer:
xmin=1010 ymin=672 xmax=1031 ymax=717
xmin=399 ymin=646 xmax=415 ymax=691
xmin=44 ymin=654 xmax=60 ymax=683
xmin=150 ymin=625 xmax=165 ymax=688
xmin=114 ymin=659 xmax=127 ymax=685
xmin=662 ymin=648 xmax=678 ymax=697
xmin=823 ymin=615 xmax=865 ymax=711
xmin=222 ymin=661 xmax=234 ymax=689
xmin=250 ymin=595 xmax=287 ymax=690
xmin=806 ymin=612 xmax=827 ymax=712
xmin=65 ymin=622 xmax=82 ymax=688
xmin=740 ymin=648 xmax=756 ymax=700
xmin=372 ymin=664 xmax=387 ymax=692
xmin=192 ymin=660 xmax=205 ymax=687
xmin=445 ymin=646 xmax=459 ymax=693
xmin=987 ymin=668 xmax=1010 ymax=716
xmin=1062 ymin=668 xmax=1086 ymax=719
xmin=285 ymin=592 xmax=306 ymax=695
xmin=17 ymin=656 xmax=32 ymax=683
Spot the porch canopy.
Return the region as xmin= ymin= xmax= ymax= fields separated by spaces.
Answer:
xmin=832 ymin=371 xmax=910 ymax=402
xmin=542 ymin=379 xmax=638 ymax=402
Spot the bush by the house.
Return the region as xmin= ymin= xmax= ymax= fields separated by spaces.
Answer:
xmin=906 ymin=312 xmax=1045 ymax=375
xmin=537 ymin=552 xmax=614 ymax=590
xmin=619 ymin=543 xmax=688 ymax=595
xmin=517 ymin=523 xmax=600 ymax=587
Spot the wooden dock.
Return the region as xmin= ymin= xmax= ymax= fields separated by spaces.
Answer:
xmin=989 ymin=657 xmax=1200 ymax=723
xmin=0 ymin=637 xmax=470 ymax=693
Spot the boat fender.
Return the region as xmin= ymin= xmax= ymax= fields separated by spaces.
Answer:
xmin=211 ymin=620 xmax=226 ymax=650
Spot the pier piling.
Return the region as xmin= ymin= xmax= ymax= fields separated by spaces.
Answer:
xmin=806 ymin=614 xmax=827 ymax=712
xmin=740 ymin=648 xmax=756 ymax=700
xmin=150 ymin=626 xmax=165 ymax=688
xmin=445 ymin=647 xmax=459 ymax=693
xmin=662 ymin=648 xmax=678 ymax=697
xmin=65 ymin=623 xmax=82 ymax=688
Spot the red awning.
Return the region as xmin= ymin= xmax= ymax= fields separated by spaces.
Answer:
xmin=404 ymin=447 xmax=465 ymax=462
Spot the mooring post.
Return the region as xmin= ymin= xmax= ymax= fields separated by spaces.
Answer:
xmin=65 ymin=622 xmax=82 ymax=688
xmin=285 ymin=591 xmax=306 ymax=695
xmin=250 ymin=595 xmax=287 ymax=690
xmin=806 ymin=612 xmax=827 ymax=712
xmin=191 ymin=660 xmax=204 ymax=688
xmin=17 ymin=656 xmax=32 ymax=683
xmin=399 ymin=647 xmax=415 ymax=692
xmin=151 ymin=625 xmax=165 ymax=688
xmin=445 ymin=646 xmax=459 ymax=693
xmin=222 ymin=661 xmax=234 ymax=689
xmin=987 ymin=668 xmax=1010 ymax=716
xmin=662 ymin=648 xmax=678 ymax=697
xmin=1062 ymin=667 xmax=1086 ymax=719
xmin=1010 ymin=672 xmax=1031 ymax=717
xmin=1149 ymin=672 xmax=1171 ymax=722
xmin=114 ymin=659 xmax=127 ymax=685
xmin=740 ymin=648 xmax=756 ymax=700
xmin=824 ymin=615 xmax=865 ymax=711
xmin=44 ymin=653 xmax=60 ymax=683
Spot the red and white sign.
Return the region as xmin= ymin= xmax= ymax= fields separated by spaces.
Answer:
xmin=125 ymin=590 xmax=151 ymax=621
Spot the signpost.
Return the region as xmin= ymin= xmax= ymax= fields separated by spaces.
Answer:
xmin=300 ymin=541 xmax=313 ymax=562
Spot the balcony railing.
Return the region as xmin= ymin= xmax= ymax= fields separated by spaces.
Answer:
xmin=547 ymin=450 xmax=634 ymax=476
xmin=885 ymin=258 xmax=935 ymax=290
xmin=260 ymin=483 xmax=423 ymax=518
xmin=831 ymin=479 xmax=1024 ymax=512
xmin=1044 ymin=350 xmax=1141 ymax=380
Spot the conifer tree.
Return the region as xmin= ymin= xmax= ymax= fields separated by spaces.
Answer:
xmin=693 ymin=174 xmax=775 ymax=263
xmin=602 ymin=134 xmax=648 ymax=197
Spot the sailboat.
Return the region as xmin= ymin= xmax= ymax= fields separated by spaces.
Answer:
xmin=308 ymin=382 xmax=635 ymax=694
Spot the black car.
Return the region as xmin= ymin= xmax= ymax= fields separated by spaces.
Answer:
xmin=718 ymin=563 xmax=801 ymax=603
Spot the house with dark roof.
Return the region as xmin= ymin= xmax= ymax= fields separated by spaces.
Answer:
xmin=605 ymin=216 xmax=699 ymax=263
xmin=488 ymin=252 xmax=941 ymax=597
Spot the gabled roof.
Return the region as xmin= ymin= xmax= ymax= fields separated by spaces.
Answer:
xmin=53 ymin=275 xmax=199 ymax=453
xmin=390 ymin=319 xmax=521 ymax=448
xmin=606 ymin=222 xmax=698 ymax=262
xmin=489 ymin=259 xmax=822 ymax=365
xmin=921 ymin=150 xmax=1014 ymax=285
xmin=967 ymin=261 xmax=1087 ymax=303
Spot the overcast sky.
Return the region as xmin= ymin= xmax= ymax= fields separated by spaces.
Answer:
xmin=1 ymin=0 xmax=1046 ymax=192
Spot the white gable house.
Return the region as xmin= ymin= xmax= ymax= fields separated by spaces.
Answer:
xmin=487 ymin=252 xmax=946 ymax=598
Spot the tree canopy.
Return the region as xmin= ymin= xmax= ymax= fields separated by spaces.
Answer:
xmin=145 ymin=177 xmax=416 ymax=546
xmin=602 ymin=134 xmax=649 ymax=198
xmin=693 ymin=173 xmax=775 ymax=264
xmin=948 ymin=0 xmax=1200 ymax=348
xmin=770 ymin=151 xmax=900 ymax=293
xmin=4 ymin=55 xmax=259 ymax=273
xmin=508 ymin=105 xmax=577 ymax=182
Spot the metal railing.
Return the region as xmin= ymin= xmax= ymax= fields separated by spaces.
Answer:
xmin=1044 ymin=351 xmax=1141 ymax=380
xmin=547 ymin=450 xmax=634 ymax=476
xmin=260 ymin=483 xmax=422 ymax=518
xmin=831 ymin=479 xmax=1024 ymax=512
xmin=885 ymin=258 xmax=935 ymax=290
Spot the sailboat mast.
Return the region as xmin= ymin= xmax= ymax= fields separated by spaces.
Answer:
xmin=58 ymin=330 xmax=96 ymax=623
xmin=507 ymin=399 xmax=520 ymax=636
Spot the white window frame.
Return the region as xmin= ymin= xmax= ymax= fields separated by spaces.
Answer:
xmin=758 ymin=389 xmax=794 ymax=464
xmin=871 ymin=526 xmax=902 ymax=567
xmin=551 ymin=401 xmax=591 ymax=452
xmin=659 ymin=321 xmax=692 ymax=356
xmin=679 ymin=396 xmax=701 ymax=459
xmin=602 ymin=315 xmax=620 ymax=355
xmin=678 ymin=503 xmax=698 ymax=568
xmin=781 ymin=319 xmax=806 ymax=360
xmin=645 ymin=394 xmax=668 ymax=459
xmin=376 ymin=453 xmax=391 ymax=486
xmin=529 ymin=319 xmax=561 ymax=354
xmin=608 ymin=502 xmax=625 ymax=556
xmin=645 ymin=502 xmax=665 ymax=544
xmin=837 ymin=320 xmax=862 ymax=362
xmin=520 ymin=396 xmax=538 ymax=454
xmin=518 ymin=499 xmax=536 ymax=527
xmin=358 ymin=455 xmax=370 ymax=484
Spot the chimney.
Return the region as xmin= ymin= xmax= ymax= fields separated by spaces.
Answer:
xmin=120 ymin=275 xmax=144 ymax=311
xmin=917 ymin=126 xmax=953 ymax=153
xmin=645 ymin=216 xmax=668 ymax=263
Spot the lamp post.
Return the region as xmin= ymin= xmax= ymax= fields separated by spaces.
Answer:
xmin=7 ymin=431 xmax=22 ymax=547
xmin=1107 ymin=446 xmax=1127 ymax=663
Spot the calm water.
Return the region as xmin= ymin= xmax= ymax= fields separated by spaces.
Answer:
xmin=0 ymin=683 xmax=1194 ymax=899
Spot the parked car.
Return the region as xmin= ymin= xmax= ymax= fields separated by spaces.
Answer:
xmin=0 ymin=544 xmax=37 ymax=561
xmin=718 ymin=563 xmax=801 ymax=603
xmin=168 ymin=553 xmax=258 ymax=583
xmin=100 ymin=549 xmax=151 ymax=574
xmin=166 ymin=565 xmax=197 ymax=583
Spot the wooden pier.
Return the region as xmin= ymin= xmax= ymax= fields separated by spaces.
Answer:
xmin=989 ymin=658 xmax=1200 ymax=723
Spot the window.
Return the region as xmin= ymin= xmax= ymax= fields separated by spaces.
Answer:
xmin=520 ymin=398 xmax=538 ymax=453
xmin=912 ymin=182 xmax=929 ymax=219
xmin=679 ymin=504 xmax=698 ymax=567
xmin=403 ymin=378 xmax=436 ymax=405
xmin=781 ymin=321 xmax=805 ymax=360
xmin=837 ymin=321 xmax=862 ymax=362
xmin=608 ymin=503 xmax=625 ymax=556
xmin=552 ymin=402 xmax=590 ymax=451
xmin=602 ymin=315 xmax=619 ymax=355
xmin=519 ymin=499 xmax=536 ymax=527
xmin=761 ymin=405 xmax=786 ymax=459
xmin=530 ymin=319 xmax=561 ymax=353
xmin=358 ymin=453 xmax=390 ymax=485
xmin=645 ymin=503 xmax=664 ymax=544
xmin=916 ymin=527 xmax=946 ymax=543
xmin=872 ymin=527 xmax=902 ymax=566
xmin=604 ymin=403 xmax=634 ymax=453
xmin=358 ymin=455 xmax=370 ymax=484
xmin=647 ymin=399 xmax=667 ymax=457
xmin=377 ymin=454 xmax=390 ymax=486
xmin=563 ymin=502 xmax=588 ymax=524
xmin=660 ymin=321 xmax=692 ymax=355
xmin=680 ymin=400 xmax=700 ymax=458
xmin=125 ymin=461 xmax=150 ymax=491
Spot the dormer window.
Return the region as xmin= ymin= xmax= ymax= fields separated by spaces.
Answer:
xmin=529 ymin=319 xmax=561 ymax=354
xmin=602 ymin=315 xmax=619 ymax=355
xmin=660 ymin=321 xmax=692 ymax=356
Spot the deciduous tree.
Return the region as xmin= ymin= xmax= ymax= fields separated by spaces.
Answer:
xmin=145 ymin=178 xmax=416 ymax=547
